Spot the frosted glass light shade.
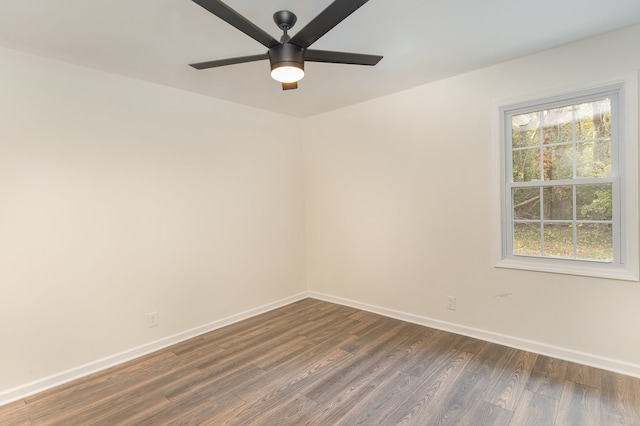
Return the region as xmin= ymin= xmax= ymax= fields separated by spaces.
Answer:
xmin=271 ymin=65 xmax=304 ymax=83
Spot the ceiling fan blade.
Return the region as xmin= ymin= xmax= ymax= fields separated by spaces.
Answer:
xmin=289 ymin=0 xmax=371 ymax=48
xmin=282 ymin=82 xmax=298 ymax=90
xmin=190 ymin=53 xmax=269 ymax=70
xmin=305 ymin=49 xmax=382 ymax=66
xmin=191 ymin=0 xmax=280 ymax=48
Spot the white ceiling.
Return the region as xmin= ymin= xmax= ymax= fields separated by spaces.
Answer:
xmin=1 ymin=0 xmax=639 ymax=117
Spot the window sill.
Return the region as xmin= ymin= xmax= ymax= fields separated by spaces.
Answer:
xmin=495 ymin=256 xmax=638 ymax=281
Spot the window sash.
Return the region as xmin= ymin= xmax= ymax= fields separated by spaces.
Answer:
xmin=503 ymin=88 xmax=622 ymax=265
xmin=508 ymin=181 xmax=618 ymax=262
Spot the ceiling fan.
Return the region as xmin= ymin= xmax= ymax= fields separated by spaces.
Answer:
xmin=189 ymin=0 xmax=383 ymax=90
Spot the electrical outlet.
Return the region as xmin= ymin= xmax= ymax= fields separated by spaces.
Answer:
xmin=447 ymin=296 xmax=456 ymax=311
xmin=148 ymin=312 xmax=159 ymax=328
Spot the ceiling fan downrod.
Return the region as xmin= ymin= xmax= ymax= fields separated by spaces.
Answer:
xmin=273 ymin=10 xmax=297 ymax=35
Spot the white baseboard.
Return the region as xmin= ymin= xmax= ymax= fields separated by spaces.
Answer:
xmin=0 ymin=292 xmax=309 ymax=407
xmin=308 ymin=291 xmax=640 ymax=379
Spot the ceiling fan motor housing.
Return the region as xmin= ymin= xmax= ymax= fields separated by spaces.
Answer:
xmin=268 ymin=43 xmax=304 ymax=73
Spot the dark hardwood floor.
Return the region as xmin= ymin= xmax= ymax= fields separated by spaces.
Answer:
xmin=2 ymin=298 xmax=639 ymax=425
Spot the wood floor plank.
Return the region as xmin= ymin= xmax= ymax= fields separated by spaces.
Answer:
xmin=556 ymin=380 xmax=602 ymax=426
xmin=0 ymin=400 xmax=31 ymax=426
xmin=600 ymin=371 xmax=640 ymax=425
xmin=0 ymin=417 xmax=31 ymax=426
xmin=233 ymin=392 xmax=318 ymax=426
xmin=191 ymin=325 xmax=306 ymax=374
xmin=330 ymin=370 xmax=420 ymax=425
xmin=0 ymin=400 xmax=27 ymax=417
xmin=301 ymin=336 xmax=421 ymax=424
xmin=525 ymin=354 xmax=569 ymax=400
xmin=299 ymin=317 xmax=363 ymax=345
xmin=382 ymin=350 xmax=476 ymax=424
xmin=29 ymin=364 xmax=191 ymax=425
xmin=483 ymin=349 xmax=538 ymax=410
xmin=423 ymin=352 xmax=515 ymax=425
xmin=510 ymin=390 xmax=559 ymax=426
xmin=1 ymin=298 xmax=639 ymax=425
xmin=171 ymin=342 xmax=228 ymax=368
xmin=399 ymin=330 xmax=472 ymax=378
xmin=233 ymin=347 xmax=353 ymax=404
xmin=299 ymin=328 xmax=413 ymax=404
xmin=162 ymin=363 xmax=263 ymax=403
xmin=393 ymin=338 xmax=513 ymax=425
xmin=23 ymin=352 xmax=184 ymax=421
xmin=449 ymin=399 xmax=513 ymax=426
xmin=252 ymin=334 xmax=315 ymax=370
xmin=23 ymin=351 xmax=177 ymax=407
xmin=344 ymin=320 xmax=416 ymax=355
xmin=77 ymin=390 xmax=170 ymax=426
xmin=140 ymin=387 xmax=246 ymax=425
xmin=566 ymin=362 xmax=602 ymax=388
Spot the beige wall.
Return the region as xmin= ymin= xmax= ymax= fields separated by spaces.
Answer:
xmin=304 ymin=24 xmax=640 ymax=372
xmin=0 ymin=47 xmax=306 ymax=394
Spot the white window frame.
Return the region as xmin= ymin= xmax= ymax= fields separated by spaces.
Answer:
xmin=493 ymin=73 xmax=639 ymax=281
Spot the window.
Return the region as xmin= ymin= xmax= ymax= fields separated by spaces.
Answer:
xmin=495 ymin=75 xmax=638 ymax=280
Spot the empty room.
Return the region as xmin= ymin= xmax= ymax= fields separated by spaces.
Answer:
xmin=1 ymin=0 xmax=640 ymax=424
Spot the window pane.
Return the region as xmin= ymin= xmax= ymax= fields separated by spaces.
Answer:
xmin=513 ymin=148 xmax=540 ymax=182
xmin=576 ymin=99 xmax=611 ymax=141
xmin=576 ymin=184 xmax=612 ymax=221
xmin=543 ymin=144 xmax=573 ymax=181
xmin=577 ymin=140 xmax=611 ymax=178
xmin=514 ymin=223 xmax=541 ymax=256
xmin=543 ymin=186 xmax=573 ymax=220
xmin=577 ymin=223 xmax=612 ymax=261
xmin=513 ymin=187 xmax=541 ymax=220
xmin=512 ymin=113 xmax=539 ymax=148
xmin=543 ymin=224 xmax=574 ymax=258
xmin=542 ymin=106 xmax=573 ymax=144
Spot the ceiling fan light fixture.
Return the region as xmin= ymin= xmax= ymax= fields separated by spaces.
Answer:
xmin=271 ymin=65 xmax=304 ymax=83
xmin=269 ymin=43 xmax=305 ymax=83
